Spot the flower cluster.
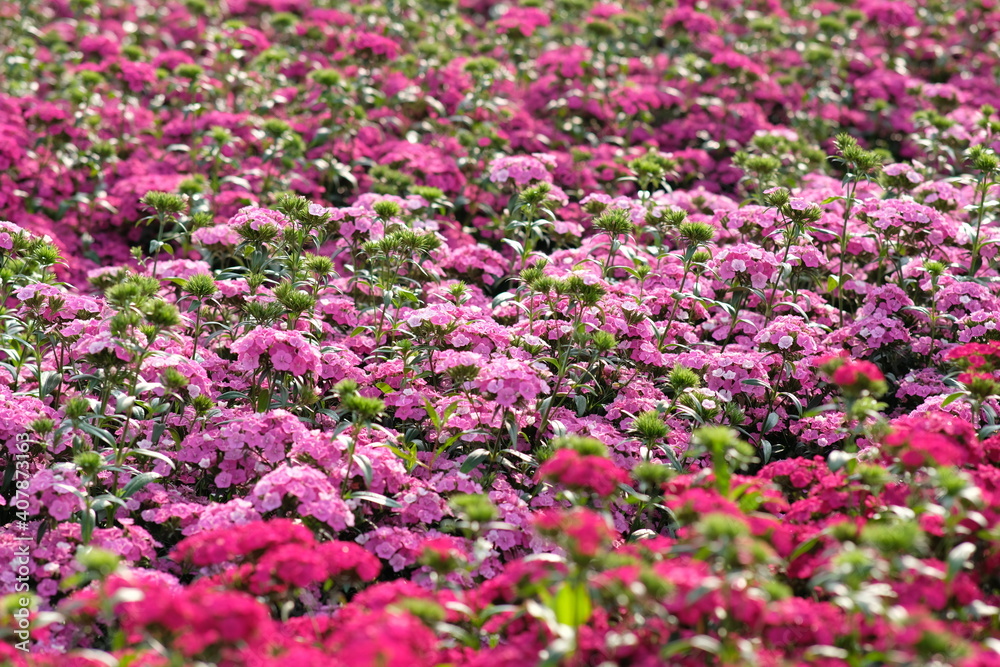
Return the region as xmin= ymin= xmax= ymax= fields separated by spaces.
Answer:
xmin=3 ymin=0 xmax=1000 ymax=664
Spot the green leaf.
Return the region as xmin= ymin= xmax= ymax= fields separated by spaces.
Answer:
xmin=127 ymin=448 xmax=175 ymax=469
xmin=789 ymin=534 xmax=822 ymax=562
xmin=553 ymin=581 xmax=592 ymax=628
xmin=803 ymin=403 xmax=838 ymax=418
xmin=492 ymin=292 xmax=517 ymax=308
xmin=500 ymin=238 xmax=524 ymax=256
xmin=115 ymin=395 xmax=136 ymax=415
xmin=663 ymin=636 xmax=721 ymax=658
xmin=762 ymin=411 xmax=779 ymax=434
xmin=947 ymin=542 xmax=976 ymax=582
xmin=91 ymin=494 xmax=128 ymax=511
xmin=619 ymin=483 xmax=650 ymax=503
xmin=941 ymin=392 xmax=967 ymax=408
xmin=78 ymin=422 xmax=117 ymax=449
xmin=39 ymin=371 xmax=61 ymax=398
xmin=349 ymin=491 xmax=401 ymax=508
xmin=80 ymin=507 xmax=96 ymax=544
xmin=354 ymin=453 xmax=374 ymax=489
xmin=120 ymin=472 xmax=162 ymax=499
xmin=461 ymin=448 xmax=491 ymax=474
xmin=442 ymin=400 xmax=461 ymax=424
xmin=150 ymin=422 xmax=168 ymax=447
xmin=759 ymin=439 xmax=773 ymax=464
xmin=423 ymin=398 xmax=441 ymax=431
xmin=827 ymin=450 xmax=855 ymax=473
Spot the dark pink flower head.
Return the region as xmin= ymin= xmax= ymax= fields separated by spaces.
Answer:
xmin=831 ymin=360 xmax=884 ymax=386
xmin=494 ymin=7 xmax=551 ymax=37
xmin=240 ymin=540 xmax=380 ymax=594
xmin=171 ymin=518 xmax=314 ymax=567
xmin=882 ymin=423 xmax=970 ymax=470
xmin=350 ymin=32 xmax=401 ymax=61
xmin=112 ymin=577 xmax=270 ymax=659
xmin=537 ymin=449 xmax=629 ymax=497
xmin=947 ymin=341 xmax=1000 ymax=373
xmin=885 ymin=412 xmax=981 ymax=468
xmin=533 ymin=507 xmax=615 ymax=559
xmin=419 ymin=535 xmax=469 ymax=573
xmin=819 ymin=354 xmax=887 ymax=398
xmin=227 ymin=206 xmax=291 ymax=234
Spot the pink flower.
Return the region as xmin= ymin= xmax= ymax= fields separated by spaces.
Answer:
xmin=232 ymin=327 xmax=321 ymax=376
xmin=533 ymin=507 xmax=615 ymax=559
xmin=537 ymin=449 xmax=629 ymax=497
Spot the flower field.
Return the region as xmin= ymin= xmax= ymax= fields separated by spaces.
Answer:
xmin=3 ymin=0 xmax=1000 ymax=664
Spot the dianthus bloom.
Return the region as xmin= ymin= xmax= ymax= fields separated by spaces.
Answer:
xmin=881 ymin=425 xmax=969 ymax=469
xmin=227 ymin=206 xmax=291 ymax=233
xmin=0 ymin=220 xmax=27 ymax=250
xmin=114 ymin=578 xmax=270 ymax=658
xmin=488 ymin=154 xmax=556 ymax=186
xmin=533 ymin=507 xmax=615 ymax=559
xmin=419 ymin=535 xmax=469 ymax=573
xmin=173 ymin=518 xmax=313 ymax=566
xmin=710 ymin=242 xmax=778 ymax=289
xmin=818 ymin=354 xmax=887 ymax=398
xmin=494 ymin=6 xmax=551 ymax=37
xmin=753 ymin=316 xmax=819 ymax=358
xmin=475 ymin=358 xmax=549 ymax=409
xmin=192 ymin=223 xmax=241 ymax=249
xmin=350 ymin=32 xmax=401 ymax=61
xmin=15 ymin=283 xmax=102 ymax=321
xmin=232 ymin=326 xmax=321 ymax=375
xmin=236 ymin=540 xmax=380 ymax=594
xmin=537 ymin=449 xmax=629 ymax=497
xmin=946 ymin=341 xmax=1000 ymax=376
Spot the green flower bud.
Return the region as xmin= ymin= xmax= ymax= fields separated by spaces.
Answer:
xmin=29 ymin=418 xmax=54 ymax=435
xmin=669 ymin=364 xmax=701 ymax=392
xmin=191 ymin=394 xmax=215 ymax=416
xmin=373 ymin=200 xmax=402 ymax=220
xmin=678 ymin=221 xmax=716 ymax=245
xmin=591 ymin=330 xmax=617 ymax=353
xmin=160 ymin=367 xmax=189 ymax=391
xmin=74 ymin=451 xmax=104 ymax=477
xmin=551 ymin=435 xmax=607 ymax=457
xmin=140 ymin=191 xmax=186 ymax=215
xmin=593 ymin=208 xmax=634 ymax=237
xmin=75 ymin=546 xmax=120 ymax=579
xmin=182 ymin=274 xmax=217 ymax=299
xmin=632 ymin=410 xmax=669 ymax=441
xmin=449 ymin=493 xmax=498 ymax=523
xmin=64 ymin=397 xmax=91 ymax=420
xmin=144 ymin=300 xmax=181 ymax=328
xmin=343 ymin=394 xmax=385 ymax=421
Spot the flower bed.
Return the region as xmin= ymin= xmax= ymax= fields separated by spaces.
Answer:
xmin=2 ymin=0 xmax=1000 ymax=665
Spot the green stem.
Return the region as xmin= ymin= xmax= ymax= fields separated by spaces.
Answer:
xmin=969 ymin=178 xmax=990 ymax=278
xmin=837 ymin=180 xmax=859 ymax=327
xmin=341 ymin=421 xmax=363 ymax=496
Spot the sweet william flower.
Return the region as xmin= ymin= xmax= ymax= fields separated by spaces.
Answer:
xmin=882 ymin=428 xmax=969 ymax=469
xmin=537 ymin=449 xmax=629 ymax=497
xmin=232 ymin=326 xmax=321 ymax=376
xmin=819 ymin=354 xmax=887 ymax=398
xmin=533 ymin=507 xmax=615 ymax=559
